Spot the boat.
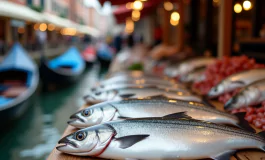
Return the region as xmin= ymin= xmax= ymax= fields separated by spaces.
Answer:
xmin=0 ymin=43 xmax=39 ymax=123
xmin=81 ymin=45 xmax=96 ymax=66
xmin=40 ymin=46 xmax=85 ymax=86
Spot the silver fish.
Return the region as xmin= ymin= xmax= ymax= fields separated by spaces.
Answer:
xmin=179 ymin=67 xmax=206 ymax=83
xmin=100 ymin=74 xmax=177 ymax=86
xmin=57 ymin=116 xmax=265 ymax=160
xmin=225 ymin=79 xmax=265 ymax=110
xmin=91 ymin=83 xmax=189 ymax=93
xmin=106 ymin=71 xmax=161 ymax=79
xmin=68 ymin=97 xmax=253 ymax=131
xmin=84 ymin=87 xmax=202 ymax=103
xmin=208 ymin=68 xmax=265 ymax=98
xmin=164 ymin=57 xmax=215 ymax=77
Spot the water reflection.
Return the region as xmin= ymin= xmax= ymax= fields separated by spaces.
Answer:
xmin=0 ymin=65 xmax=100 ymax=160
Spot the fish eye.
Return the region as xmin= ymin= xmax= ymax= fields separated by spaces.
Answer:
xmin=76 ymin=132 xmax=86 ymax=141
xmin=82 ymin=109 xmax=92 ymax=117
xmin=214 ymin=87 xmax=218 ymax=92
xmin=95 ymin=92 xmax=101 ymax=95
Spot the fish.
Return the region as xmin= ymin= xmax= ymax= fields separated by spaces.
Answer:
xmin=57 ymin=114 xmax=265 ymax=160
xmin=90 ymin=83 xmax=189 ymax=93
xmin=164 ymin=57 xmax=216 ymax=77
xmin=100 ymin=74 xmax=177 ymax=86
xmin=68 ymin=97 xmax=254 ymax=132
xmin=106 ymin=71 xmax=161 ymax=79
xmin=179 ymin=66 xmax=206 ymax=83
xmin=225 ymin=79 xmax=265 ymax=110
xmin=208 ymin=68 xmax=265 ymax=98
xmin=84 ymin=87 xmax=202 ymax=104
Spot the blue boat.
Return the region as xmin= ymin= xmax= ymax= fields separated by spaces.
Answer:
xmin=0 ymin=43 xmax=39 ymax=123
xmin=40 ymin=46 xmax=85 ymax=86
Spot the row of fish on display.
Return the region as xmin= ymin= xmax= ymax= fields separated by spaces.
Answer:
xmin=57 ymin=66 xmax=265 ymax=160
xmin=0 ymin=43 xmax=95 ymax=125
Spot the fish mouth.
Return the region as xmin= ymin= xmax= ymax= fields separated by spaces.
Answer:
xmin=57 ymin=137 xmax=78 ymax=149
xmin=69 ymin=114 xmax=85 ymax=123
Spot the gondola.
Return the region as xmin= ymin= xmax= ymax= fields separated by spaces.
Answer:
xmin=0 ymin=43 xmax=39 ymax=123
xmin=40 ymin=46 xmax=85 ymax=86
xmin=81 ymin=45 xmax=96 ymax=66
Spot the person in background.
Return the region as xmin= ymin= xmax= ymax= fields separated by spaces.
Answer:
xmin=127 ymin=34 xmax=134 ymax=48
xmin=114 ymin=33 xmax=122 ymax=53
xmin=153 ymin=25 xmax=162 ymax=46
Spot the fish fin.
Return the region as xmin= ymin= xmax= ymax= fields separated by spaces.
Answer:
xmin=234 ymin=112 xmax=255 ymax=133
xmin=212 ymin=150 xmax=236 ymax=160
xmin=202 ymin=95 xmax=216 ymax=108
xmin=115 ymin=135 xmax=149 ymax=149
xmin=147 ymin=95 xmax=168 ymax=99
xmin=163 ymin=112 xmax=192 ymax=119
xmin=117 ymin=116 xmax=132 ymax=119
xmin=232 ymin=80 xmax=245 ymax=86
xmin=119 ymin=94 xmax=135 ymax=99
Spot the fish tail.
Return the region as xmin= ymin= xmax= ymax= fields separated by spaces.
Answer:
xmin=234 ymin=112 xmax=255 ymax=133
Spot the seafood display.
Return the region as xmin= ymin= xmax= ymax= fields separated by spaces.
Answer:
xmin=56 ymin=56 xmax=265 ymax=159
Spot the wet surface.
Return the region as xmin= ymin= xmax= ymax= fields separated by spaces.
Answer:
xmin=0 ymin=64 xmax=107 ymax=160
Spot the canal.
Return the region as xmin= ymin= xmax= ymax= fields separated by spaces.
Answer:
xmin=0 ymin=64 xmax=105 ymax=160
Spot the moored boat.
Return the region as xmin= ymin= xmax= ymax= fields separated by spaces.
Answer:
xmin=0 ymin=43 xmax=39 ymax=123
xmin=40 ymin=46 xmax=85 ymax=86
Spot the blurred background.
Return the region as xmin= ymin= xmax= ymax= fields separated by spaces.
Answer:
xmin=0 ymin=0 xmax=264 ymax=159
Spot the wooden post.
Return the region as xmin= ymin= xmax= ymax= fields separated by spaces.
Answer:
xmin=252 ymin=0 xmax=262 ymax=37
xmin=176 ymin=0 xmax=184 ymax=51
xmin=205 ymin=0 xmax=213 ymax=50
xmin=217 ymin=0 xmax=233 ymax=57
xmin=162 ymin=8 xmax=170 ymax=45
xmin=190 ymin=0 xmax=199 ymax=48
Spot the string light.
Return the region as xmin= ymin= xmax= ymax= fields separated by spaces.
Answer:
xmin=125 ymin=18 xmax=134 ymax=33
xmin=39 ymin=23 xmax=47 ymax=32
xmin=34 ymin=23 xmax=39 ymax=30
xmin=164 ymin=1 xmax=173 ymax=11
xmin=243 ymin=0 xmax=252 ymax=11
xmin=132 ymin=10 xmax=141 ymax=18
xmin=171 ymin=11 xmax=180 ymax=21
xmin=234 ymin=3 xmax=242 ymax=13
xmin=170 ymin=19 xmax=179 ymax=26
xmin=60 ymin=28 xmax=77 ymax=36
xmin=48 ymin=24 xmax=55 ymax=31
xmin=133 ymin=0 xmax=143 ymax=10
xmin=126 ymin=2 xmax=133 ymax=9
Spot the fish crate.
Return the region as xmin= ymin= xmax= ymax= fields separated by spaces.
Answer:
xmin=48 ymin=103 xmax=265 ymax=160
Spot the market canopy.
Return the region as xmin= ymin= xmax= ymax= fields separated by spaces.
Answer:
xmin=77 ymin=25 xmax=101 ymax=38
xmin=43 ymin=13 xmax=77 ymax=29
xmin=0 ymin=1 xmax=44 ymax=23
xmin=113 ymin=0 xmax=161 ymax=24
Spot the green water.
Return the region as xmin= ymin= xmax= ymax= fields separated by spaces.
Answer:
xmin=0 ymin=65 xmax=106 ymax=160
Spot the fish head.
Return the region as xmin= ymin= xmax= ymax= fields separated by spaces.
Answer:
xmin=68 ymin=103 xmax=117 ymax=128
xmin=224 ymin=96 xmax=245 ymax=110
xmin=57 ymin=125 xmax=115 ymax=156
xmin=84 ymin=90 xmax=118 ymax=103
xmin=207 ymin=84 xmax=225 ymax=98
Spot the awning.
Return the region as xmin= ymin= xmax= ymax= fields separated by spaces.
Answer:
xmin=77 ymin=25 xmax=101 ymax=38
xmin=0 ymin=1 xmax=44 ymax=22
xmin=113 ymin=1 xmax=161 ymax=24
xmin=43 ymin=13 xmax=77 ymax=28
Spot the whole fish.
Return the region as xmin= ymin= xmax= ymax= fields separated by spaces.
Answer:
xmin=57 ymin=115 xmax=265 ymax=160
xmin=179 ymin=67 xmax=206 ymax=83
xmin=225 ymin=79 xmax=265 ymax=110
xmin=100 ymin=75 xmax=177 ymax=86
xmin=91 ymin=83 xmax=189 ymax=93
xmin=208 ymin=68 xmax=265 ymax=98
xmin=84 ymin=87 xmax=202 ymax=103
xmin=94 ymin=78 xmax=186 ymax=90
xmin=68 ymin=97 xmax=253 ymax=131
xmin=106 ymin=70 xmax=161 ymax=79
xmin=164 ymin=57 xmax=215 ymax=77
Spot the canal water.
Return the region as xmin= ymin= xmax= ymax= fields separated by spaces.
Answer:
xmin=0 ymin=65 xmax=106 ymax=160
